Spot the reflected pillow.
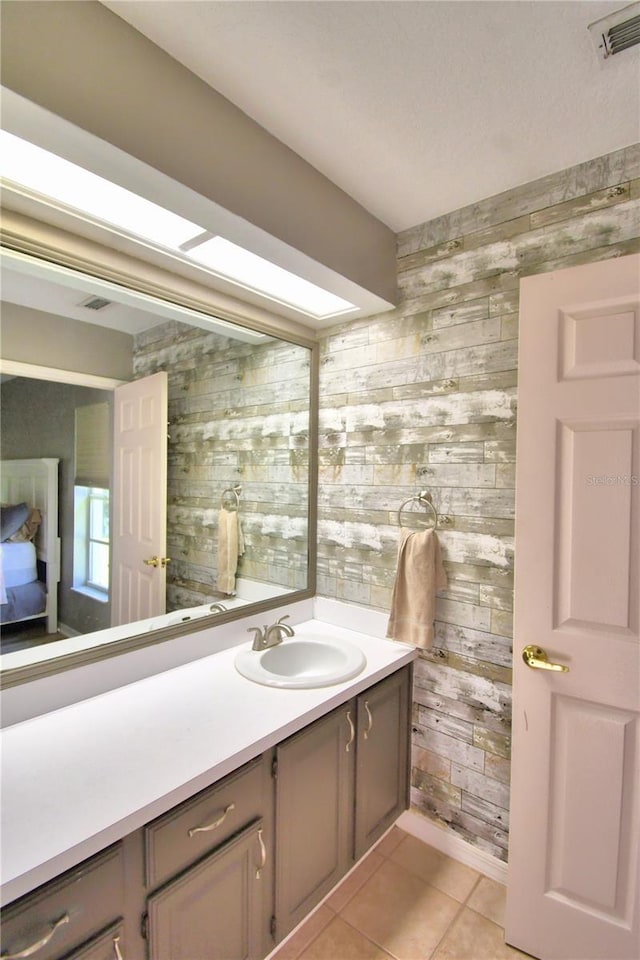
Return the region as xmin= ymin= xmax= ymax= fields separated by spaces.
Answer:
xmin=7 ymin=507 xmax=43 ymax=543
xmin=0 ymin=502 xmax=30 ymax=541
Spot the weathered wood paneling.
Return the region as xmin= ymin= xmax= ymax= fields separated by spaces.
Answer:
xmin=317 ymin=143 xmax=640 ymax=862
xmin=134 ymin=321 xmax=310 ymax=606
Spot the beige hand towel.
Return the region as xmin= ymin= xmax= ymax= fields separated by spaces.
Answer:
xmin=217 ymin=508 xmax=243 ymax=594
xmin=386 ymin=528 xmax=447 ymax=648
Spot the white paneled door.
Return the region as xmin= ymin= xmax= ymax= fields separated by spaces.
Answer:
xmin=111 ymin=371 xmax=168 ymax=627
xmin=506 ymin=255 xmax=640 ymax=960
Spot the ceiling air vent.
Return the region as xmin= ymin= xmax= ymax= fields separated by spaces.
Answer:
xmin=588 ymin=2 xmax=640 ymax=59
xmin=80 ymin=295 xmax=112 ymax=311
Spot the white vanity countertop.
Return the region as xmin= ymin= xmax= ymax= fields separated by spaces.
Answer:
xmin=0 ymin=619 xmax=415 ymax=906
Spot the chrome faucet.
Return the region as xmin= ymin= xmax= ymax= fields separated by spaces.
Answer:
xmin=209 ymin=602 xmax=227 ymax=614
xmin=248 ymin=615 xmax=295 ymax=651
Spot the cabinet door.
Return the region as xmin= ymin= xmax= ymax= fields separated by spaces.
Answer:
xmin=275 ymin=704 xmax=355 ymax=938
xmin=355 ymin=666 xmax=411 ymax=859
xmin=62 ymin=921 xmax=124 ymax=960
xmin=147 ymin=820 xmax=266 ymax=960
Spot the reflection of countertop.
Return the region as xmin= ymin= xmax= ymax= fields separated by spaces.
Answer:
xmin=0 ymin=619 xmax=415 ymax=906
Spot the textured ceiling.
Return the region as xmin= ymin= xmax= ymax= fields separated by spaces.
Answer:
xmin=101 ymin=0 xmax=640 ymax=233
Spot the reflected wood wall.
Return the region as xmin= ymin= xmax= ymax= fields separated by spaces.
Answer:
xmin=134 ymin=321 xmax=310 ymax=608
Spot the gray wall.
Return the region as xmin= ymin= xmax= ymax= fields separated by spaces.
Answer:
xmin=1 ymin=377 xmax=113 ymax=634
xmin=133 ymin=321 xmax=311 ymax=609
xmin=317 ymin=143 xmax=640 ymax=861
xmin=1 ymin=302 xmax=133 ymax=381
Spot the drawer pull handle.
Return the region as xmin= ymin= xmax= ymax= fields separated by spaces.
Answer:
xmin=256 ymin=828 xmax=266 ymax=880
xmin=113 ymin=936 xmax=124 ymax=960
xmin=188 ymin=802 xmax=235 ymax=837
xmin=1 ymin=913 xmax=69 ymax=959
xmin=345 ymin=710 xmax=355 ymax=753
xmin=364 ymin=700 xmax=373 ymax=739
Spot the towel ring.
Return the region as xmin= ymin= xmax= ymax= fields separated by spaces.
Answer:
xmin=397 ymin=490 xmax=438 ymax=529
xmin=221 ymin=485 xmax=241 ymax=510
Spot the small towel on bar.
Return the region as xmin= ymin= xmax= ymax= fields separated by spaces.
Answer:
xmin=386 ymin=528 xmax=447 ymax=649
xmin=217 ymin=508 xmax=244 ymax=595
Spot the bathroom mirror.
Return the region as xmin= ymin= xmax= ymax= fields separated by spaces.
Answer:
xmin=0 ymin=233 xmax=318 ymax=685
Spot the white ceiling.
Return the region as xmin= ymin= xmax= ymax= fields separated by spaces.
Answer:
xmin=102 ymin=0 xmax=640 ymax=233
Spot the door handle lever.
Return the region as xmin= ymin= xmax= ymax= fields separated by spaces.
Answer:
xmin=143 ymin=556 xmax=171 ymax=568
xmin=522 ymin=645 xmax=569 ymax=672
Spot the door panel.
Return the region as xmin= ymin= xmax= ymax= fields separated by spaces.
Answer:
xmin=506 ymin=254 xmax=640 ymax=960
xmin=547 ymin=696 xmax=637 ymax=918
xmin=354 ymin=667 xmax=410 ymax=859
xmin=111 ymin=372 xmax=167 ymax=626
xmin=275 ymin=705 xmax=355 ymax=938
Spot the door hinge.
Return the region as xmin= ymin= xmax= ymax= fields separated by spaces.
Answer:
xmin=271 ymin=756 xmax=278 ymax=779
xmin=141 ymin=912 xmax=148 ymax=940
xmin=270 ymin=915 xmax=277 ymax=940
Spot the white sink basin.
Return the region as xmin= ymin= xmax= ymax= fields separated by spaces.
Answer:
xmin=234 ymin=635 xmax=366 ymax=689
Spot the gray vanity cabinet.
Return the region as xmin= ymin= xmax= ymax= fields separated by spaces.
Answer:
xmin=354 ymin=666 xmax=411 ymax=858
xmin=1 ymin=664 xmax=411 ymax=960
xmin=0 ymin=845 xmax=125 ymax=960
xmin=143 ymin=753 xmax=274 ymax=960
xmin=147 ymin=820 xmax=266 ymax=960
xmin=274 ymin=703 xmax=355 ymax=938
xmin=274 ymin=665 xmax=412 ymax=940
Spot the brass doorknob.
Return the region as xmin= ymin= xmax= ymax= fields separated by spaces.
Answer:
xmin=522 ymin=645 xmax=569 ymax=672
xmin=144 ymin=556 xmax=160 ymax=568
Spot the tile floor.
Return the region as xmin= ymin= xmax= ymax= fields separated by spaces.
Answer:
xmin=271 ymin=827 xmax=532 ymax=960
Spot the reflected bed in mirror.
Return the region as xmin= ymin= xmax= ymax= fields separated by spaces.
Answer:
xmin=0 ymin=247 xmax=318 ymax=683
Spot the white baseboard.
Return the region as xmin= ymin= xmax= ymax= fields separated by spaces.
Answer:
xmin=397 ymin=810 xmax=508 ymax=885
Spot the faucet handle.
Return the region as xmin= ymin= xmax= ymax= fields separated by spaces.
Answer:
xmin=247 ymin=626 xmax=265 ymax=644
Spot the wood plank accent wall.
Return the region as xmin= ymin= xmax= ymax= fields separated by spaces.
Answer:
xmin=133 ymin=321 xmax=311 ymax=610
xmin=317 ymin=143 xmax=640 ymax=861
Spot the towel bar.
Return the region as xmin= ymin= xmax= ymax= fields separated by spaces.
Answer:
xmin=397 ymin=490 xmax=438 ymax=529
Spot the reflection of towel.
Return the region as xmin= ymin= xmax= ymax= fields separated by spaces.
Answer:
xmin=386 ymin=528 xmax=447 ymax=649
xmin=217 ymin=508 xmax=244 ymax=595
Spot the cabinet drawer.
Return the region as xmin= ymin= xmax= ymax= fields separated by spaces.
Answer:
xmin=0 ymin=845 xmax=124 ymax=960
xmin=145 ymin=757 xmax=265 ymax=889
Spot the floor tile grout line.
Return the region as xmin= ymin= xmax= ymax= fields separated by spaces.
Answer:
xmin=426 ymin=894 xmax=470 ymax=960
xmin=463 ymin=873 xmax=483 ymax=907
xmin=327 ymin=848 xmax=388 ymax=913
xmin=331 ymin=911 xmax=403 ymax=960
xmin=333 ymin=859 xmax=483 ymax=960
xmin=273 ymin=830 xmax=512 ymax=960
xmin=424 ymin=873 xmax=484 ymax=960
